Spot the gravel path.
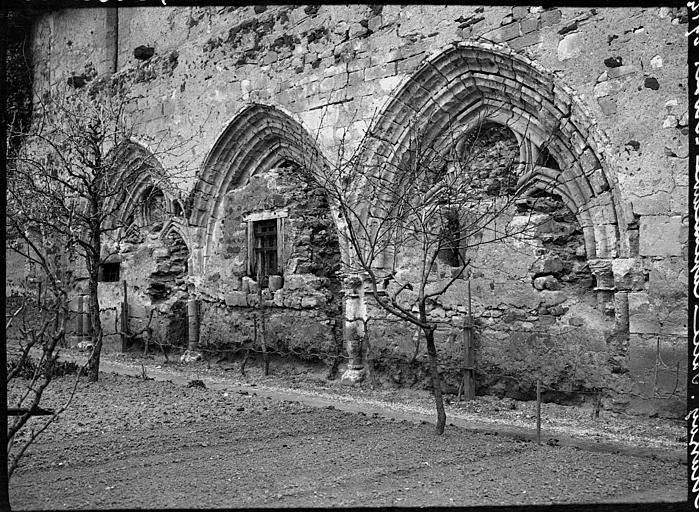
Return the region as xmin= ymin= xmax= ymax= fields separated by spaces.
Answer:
xmin=8 ymin=354 xmax=687 ymax=509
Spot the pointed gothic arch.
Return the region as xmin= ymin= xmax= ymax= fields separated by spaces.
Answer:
xmin=362 ymin=42 xmax=631 ymax=261
xmin=106 ymin=141 xmax=171 ymax=234
xmin=188 ymin=103 xmax=336 ymax=272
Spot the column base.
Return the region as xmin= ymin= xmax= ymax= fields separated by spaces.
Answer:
xmin=68 ymin=335 xmax=94 ymax=352
xmin=340 ymin=367 xmax=365 ymax=385
xmin=180 ymin=349 xmax=202 ymax=363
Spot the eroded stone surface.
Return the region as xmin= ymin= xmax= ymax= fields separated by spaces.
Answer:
xmin=8 ymin=5 xmax=688 ymax=416
xmin=639 ymin=216 xmax=683 ymax=257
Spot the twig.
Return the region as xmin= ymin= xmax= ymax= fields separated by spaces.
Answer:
xmin=8 ymin=364 xmax=85 ymax=477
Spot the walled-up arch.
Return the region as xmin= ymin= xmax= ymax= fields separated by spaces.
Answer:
xmin=188 ymin=103 xmax=336 ymax=272
xmin=106 ymin=142 xmax=171 ymax=233
xmin=159 ymin=219 xmax=191 ymax=248
xmin=363 ymin=42 xmax=630 ymax=261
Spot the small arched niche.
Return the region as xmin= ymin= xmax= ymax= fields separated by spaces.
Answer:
xmin=143 ymin=186 xmax=166 ymax=227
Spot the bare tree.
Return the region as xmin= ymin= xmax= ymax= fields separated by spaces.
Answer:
xmin=301 ymin=110 xmax=554 ymax=434
xmin=4 ymin=227 xmax=86 ymax=479
xmin=7 ymin=77 xmax=192 ymax=383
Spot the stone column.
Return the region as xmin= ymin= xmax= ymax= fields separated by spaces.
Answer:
xmin=610 ymin=257 xmax=643 ymax=332
xmin=609 ymin=258 xmax=642 ymax=359
xmin=613 ymin=291 xmax=629 ymax=333
xmin=83 ymin=295 xmax=92 ymax=336
xmin=188 ymin=229 xmax=206 ymax=277
xmin=187 ymin=298 xmax=199 ymax=351
xmin=76 ymin=295 xmax=84 ymax=337
xmin=341 ymin=274 xmax=366 ymax=384
xmin=588 ymin=259 xmax=615 ymax=318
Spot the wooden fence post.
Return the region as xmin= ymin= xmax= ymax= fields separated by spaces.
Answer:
xmin=257 ymin=268 xmax=269 ymax=376
xmin=120 ymin=280 xmax=128 ymax=352
xmin=536 ymin=379 xmax=542 ymax=446
xmin=460 ymin=279 xmax=475 ymax=400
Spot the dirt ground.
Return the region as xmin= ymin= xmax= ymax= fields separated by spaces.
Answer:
xmin=8 ymin=352 xmax=688 ymax=509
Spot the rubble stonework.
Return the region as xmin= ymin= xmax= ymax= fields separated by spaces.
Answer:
xmin=15 ymin=6 xmax=688 ymax=416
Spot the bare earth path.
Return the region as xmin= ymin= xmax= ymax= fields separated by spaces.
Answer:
xmin=8 ymin=352 xmax=688 ymax=509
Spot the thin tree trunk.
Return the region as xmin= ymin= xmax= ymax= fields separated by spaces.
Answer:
xmin=362 ymin=318 xmax=377 ymax=388
xmin=86 ymin=214 xmax=103 ymax=382
xmin=159 ymin=338 xmax=169 ymax=363
xmin=424 ymin=327 xmax=446 ymax=435
xmin=461 ymin=278 xmax=475 ymax=400
xmin=240 ymin=348 xmax=250 ymax=376
xmin=257 ymin=270 xmax=269 ymax=376
xmin=243 ymin=317 xmax=257 ymax=377
xmin=86 ymin=268 xmax=103 ymax=382
xmin=536 ymin=379 xmax=542 ymax=445
xmin=326 ymin=318 xmax=344 ymax=380
xmin=120 ymin=280 xmax=128 ymax=352
xmin=260 ymin=306 xmax=269 ymax=376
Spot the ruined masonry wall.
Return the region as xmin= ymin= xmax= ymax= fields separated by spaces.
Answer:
xmin=30 ymin=6 xmax=688 ymax=414
xmin=198 ymin=166 xmax=343 ymax=362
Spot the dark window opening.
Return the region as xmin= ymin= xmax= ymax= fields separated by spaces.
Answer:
xmin=100 ymin=262 xmax=120 ymax=282
xmin=536 ymin=148 xmax=561 ymax=170
xmin=279 ymin=159 xmax=299 ymax=172
xmin=252 ymin=219 xmax=278 ymax=287
xmin=143 ymin=187 xmax=166 ymax=225
xmin=438 ymin=209 xmax=461 ymax=267
xmin=172 ymin=200 xmax=184 ymax=216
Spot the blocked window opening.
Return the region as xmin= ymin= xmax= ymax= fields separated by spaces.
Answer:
xmin=100 ymin=262 xmax=120 ymax=282
xmin=252 ymin=219 xmax=278 ymax=287
xmin=457 ymin=123 xmax=521 ymax=197
xmin=147 ymin=231 xmax=189 ymax=302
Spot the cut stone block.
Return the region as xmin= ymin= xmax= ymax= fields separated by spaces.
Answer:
xmin=612 ymin=258 xmax=645 ymax=291
xmin=639 ymin=216 xmax=682 ymax=257
xmin=530 ymin=255 xmax=564 ymax=275
xmin=224 ymin=291 xmax=248 ymax=307
xmin=648 ymin=260 xmax=687 ymax=301
xmin=341 ymin=368 xmax=365 ymax=384
xmin=628 ymin=292 xmax=659 ymax=334
xmin=557 ymin=33 xmax=581 ymax=61
xmin=607 ymin=65 xmax=639 ymax=79
xmin=268 ymin=275 xmax=284 ymax=292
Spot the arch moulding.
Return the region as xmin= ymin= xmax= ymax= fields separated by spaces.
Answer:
xmin=187 ymin=103 xmax=346 ymax=276
xmin=363 ymin=41 xmax=632 ymax=263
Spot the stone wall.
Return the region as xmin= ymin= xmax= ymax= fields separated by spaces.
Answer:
xmin=99 ymin=222 xmax=192 ymax=353
xmin=196 ymin=164 xmax=343 ymax=362
xmin=5 ymin=247 xmax=33 ymax=298
xmin=25 ymin=5 xmax=688 ymax=415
